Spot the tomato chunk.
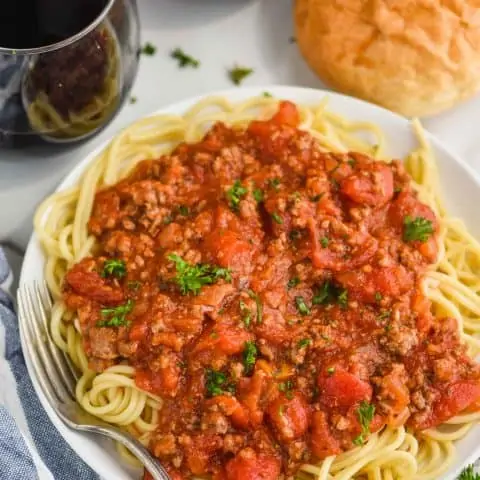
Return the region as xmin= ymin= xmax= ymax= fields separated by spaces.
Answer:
xmin=270 ymin=101 xmax=300 ymax=127
xmin=341 ymin=164 xmax=394 ymax=206
xmin=225 ymin=448 xmax=281 ymax=480
xmin=318 ymin=369 xmax=372 ymax=408
xmin=205 ymin=395 xmax=251 ymax=430
xmin=310 ymin=411 xmax=341 ymax=459
xmin=266 ymin=393 xmax=309 ymax=442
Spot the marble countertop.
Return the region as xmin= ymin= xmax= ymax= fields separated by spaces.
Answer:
xmin=3 ymin=0 xmax=480 ymax=254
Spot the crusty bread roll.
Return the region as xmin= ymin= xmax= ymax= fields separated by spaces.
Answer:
xmin=295 ymin=0 xmax=480 ymax=117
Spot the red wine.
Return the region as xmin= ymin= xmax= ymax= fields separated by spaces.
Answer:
xmin=0 ymin=0 xmax=109 ymax=50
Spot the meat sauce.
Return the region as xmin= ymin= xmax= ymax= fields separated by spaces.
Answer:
xmin=63 ymin=102 xmax=480 ymax=479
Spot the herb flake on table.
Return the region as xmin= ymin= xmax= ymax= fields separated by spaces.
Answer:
xmin=140 ymin=42 xmax=157 ymax=56
xmin=458 ymin=465 xmax=480 ymax=480
xmin=228 ymin=65 xmax=253 ymax=86
xmin=171 ymin=48 xmax=200 ymax=68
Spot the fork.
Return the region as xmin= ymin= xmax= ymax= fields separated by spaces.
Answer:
xmin=17 ymin=282 xmax=171 ymax=480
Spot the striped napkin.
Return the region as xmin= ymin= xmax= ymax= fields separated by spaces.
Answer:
xmin=0 ymin=247 xmax=97 ymax=480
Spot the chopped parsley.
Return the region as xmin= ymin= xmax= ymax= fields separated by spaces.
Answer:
xmin=239 ymin=300 xmax=252 ymax=327
xmin=205 ymin=369 xmax=235 ymax=397
xmin=168 ymin=254 xmax=232 ymax=295
xmin=226 ymin=180 xmax=248 ymax=212
xmin=337 ymin=289 xmax=348 ymax=309
xmin=97 ymin=299 xmax=134 ymax=328
xmin=163 ymin=215 xmax=173 ymax=225
xmin=243 ymin=341 xmax=258 ymax=374
xmin=278 ymin=380 xmax=294 ymax=400
xmin=378 ymin=310 xmax=391 ymax=321
xmin=311 ymin=193 xmax=324 ymax=202
xmin=170 ymin=48 xmax=200 ymax=68
xmin=228 ymin=66 xmax=253 ymax=85
xmin=140 ymin=42 xmax=156 ymax=56
xmin=101 ymin=259 xmax=126 ymax=279
xmin=375 ymin=292 xmax=383 ymax=302
xmin=268 ymin=178 xmax=281 ymax=191
xmin=403 ymin=216 xmax=434 ymax=242
xmin=263 ymin=91 xmax=272 ymax=98
xmin=127 ymin=280 xmax=141 ymax=291
xmin=327 ymin=366 xmax=335 ymax=376
xmin=247 ymin=289 xmax=263 ymax=324
xmin=178 ymin=205 xmax=190 ymax=216
xmin=272 ymin=212 xmax=283 ymax=224
xmin=297 ymin=338 xmax=312 ymax=349
xmin=458 ymin=465 xmax=480 ymax=480
xmin=289 ymin=229 xmax=301 ymax=241
xmin=347 ymin=158 xmax=356 ymax=167
xmin=129 ymin=96 xmax=137 ymax=104
xmin=353 ymin=401 xmax=375 ymax=445
xmin=331 ymin=178 xmax=340 ymax=190
xmin=394 ymin=186 xmax=402 ymax=193
xmin=312 ymin=281 xmax=334 ymax=305
xmin=320 ymin=237 xmax=329 ymax=248
xmin=295 ymin=296 xmax=311 ymax=316
xmin=253 ymin=188 xmax=264 ymax=203
xmin=287 ymin=277 xmax=300 ymax=290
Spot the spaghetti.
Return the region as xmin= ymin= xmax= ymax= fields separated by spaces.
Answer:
xmin=34 ymin=95 xmax=480 ymax=479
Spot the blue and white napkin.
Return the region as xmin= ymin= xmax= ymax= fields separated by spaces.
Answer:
xmin=0 ymin=247 xmax=98 ymax=480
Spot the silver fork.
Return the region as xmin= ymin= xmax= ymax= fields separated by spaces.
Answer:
xmin=17 ymin=282 xmax=170 ymax=480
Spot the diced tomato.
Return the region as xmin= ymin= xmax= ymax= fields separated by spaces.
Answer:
xmin=340 ymin=164 xmax=394 ymax=206
xmin=225 ymin=448 xmax=281 ymax=480
xmin=412 ymin=381 xmax=480 ymax=430
xmin=65 ymin=260 xmax=124 ymax=305
xmin=318 ymin=369 xmax=372 ymax=408
xmin=183 ymin=434 xmax=222 ymax=475
xmin=310 ymin=411 xmax=341 ymax=458
xmin=206 ymin=395 xmax=251 ymax=430
xmin=193 ymin=321 xmax=253 ymax=357
xmin=270 ymin=101 xmax=300 ymax=127
xmin=135 ymin=361 xmax=180 ymax=397
xmin=129 ymin=322 xmax=148 ymax=342
xmin=336 ymin=265 xmax=414 ymax=303
xmin=266 ymin=393 xmax=309 ymax=442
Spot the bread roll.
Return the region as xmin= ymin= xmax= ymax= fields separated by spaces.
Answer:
xmin=295 ymin=0 xmax=480 ymax=117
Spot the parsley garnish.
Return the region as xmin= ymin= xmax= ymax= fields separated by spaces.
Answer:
xmin=268 ymin=178 xmax=281 ymax=191
xmin=168 ymin=254 xmax=232 ymax=295
xmin=394 ymin=186 xmax=402 ymax=193
xmin=295 ymin=296 xmax=311 ymax=316
xmin=239 ymin=300 xmax=251 ymax=327
xmin=272 ymin=212 xmax=283 ymax=224
xmin=297 ymin=338 xmax=312 ymax=349
xmin=178 ymin=205 xmax=190 ymax=216
xmin=263 ymin=91 xmax=272 ymax=98
xmin=331 ymin=178 xmax=340 ymax=190
xmin=327 ymin=367 xmax=335 ymax=376
xmin=320 ymin=237 xmax=329 ymax=248
xmin=101 ymin=259 xmax=126 ymax=279
xmin=378 ymin=310 xmax=391 ymax=321
xmin=458 ymin=465 xmax=480 ymax=480
xmin=311 ymin=193 xmax=324 ymax=202
xmin=226 ymin=180 xmax=248 ymax=212
xmin=205 ymin=369 xmax=235 ymax=397
xmin=253 ymin=188 xmax=264 ymax=203
xmin=170 ymin=48 xmax=200 ymax=68
xmin=140 ymin=42 xmax=156 ymax=56
xmin=278 ymin=380 xmax=294 ymax=399
xmin=337 ymin=289 xmax=348 ymax=309
xmin=289 ymin=229 xmax=301 ymax=241
xmin=243 ymin=341 xmax=258 ymax=374
xmin=97 ymin=299 xmax=134 ymax=328
xmin=403 ymin=216 xmax=434 ymax=242
xmin=287 ymin=277 xmax=300 ymax=290
xmin=127 ymin=280 xmax=141 ymax=291
xmin=129 ymin=96 xmax=137 ymax=104
xmin=312 ymin=281 xmax=334 ymax=305
xmin=163 ymin=215 xmax=173 ymax=225
xmin=247 ymin=289 xmax=263 ymax=324
xmin=228 ymin=66 xmax=253 ymax=85
xmin=353 ymin=401 xmax=375 ymax=445
xmin=347 ymin=158 xmax=356 ymax=167
xmin=375 ymin=292 xmax=382 ymax=302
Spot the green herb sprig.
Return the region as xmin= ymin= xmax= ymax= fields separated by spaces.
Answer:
xmin=97 ymin=299 xmax=134 ymax=328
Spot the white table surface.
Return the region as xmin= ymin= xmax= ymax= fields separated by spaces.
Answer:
xmin=3 ymin=0 xmax=480 ymax=253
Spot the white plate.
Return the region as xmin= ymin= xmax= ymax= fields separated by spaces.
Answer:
xmin=19 ymin=86 xmax=480 ymax=480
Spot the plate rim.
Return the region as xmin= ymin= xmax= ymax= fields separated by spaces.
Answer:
xmin=19 ymin=85 xmax=480 ymax=480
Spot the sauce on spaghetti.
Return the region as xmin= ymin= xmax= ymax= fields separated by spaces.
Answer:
xmin=63 ymin=102 xmax=480 ymax=480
